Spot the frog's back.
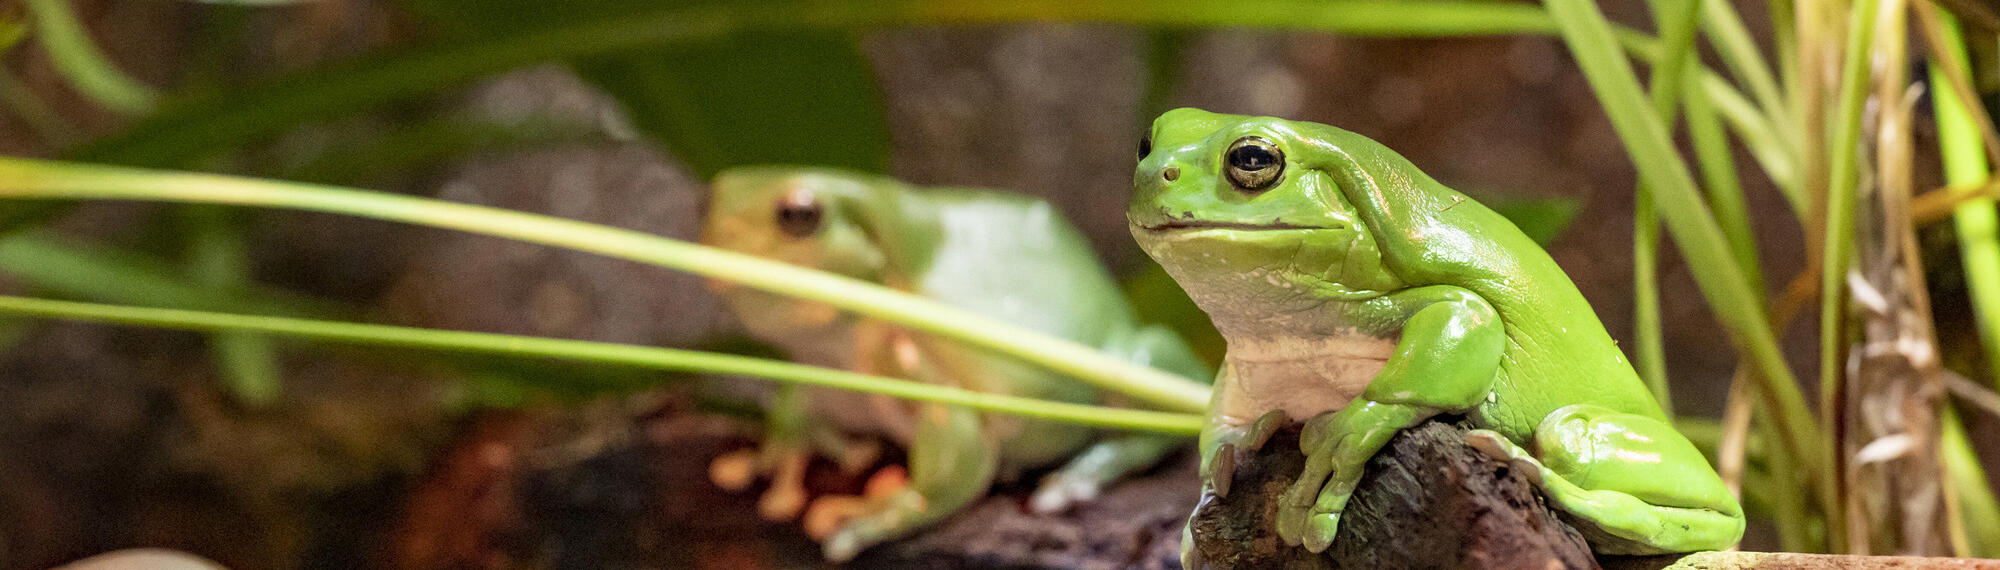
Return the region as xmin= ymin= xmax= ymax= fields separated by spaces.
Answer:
xmin=910 ymin=188 xmax=1140 ymax=347
xmin=1306 ymin=124 xmax=1665 ymax=439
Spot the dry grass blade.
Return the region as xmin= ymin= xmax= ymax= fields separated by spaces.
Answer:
xmin=1910 ymin=178 xmax=2000 ymax=224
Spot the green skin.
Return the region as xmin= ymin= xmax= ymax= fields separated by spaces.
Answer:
xmin=1129 ymin=109 xmax=1744 ymax=562
xmin=702 ymin=166 xmax=1210 ymax=562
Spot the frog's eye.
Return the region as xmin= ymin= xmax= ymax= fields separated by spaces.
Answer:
xmin=1224 ymin=136 xmax=1284 ymax=191
xmin=1138 ymin=135 xmax=1153 ymax=160
xmin=775 ymin=189 xmax=823 ymax=238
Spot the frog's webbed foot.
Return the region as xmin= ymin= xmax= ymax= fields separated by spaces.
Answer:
xmin=708 ymin=444 xmax=813 ymax=521
xmin=1467 ymin=405 xmax=1745 ymax=554
xmin=801 ymin=466 xmax=912 ymax=559
xmin=1277 ymin=402 xmax=1426 ymax=553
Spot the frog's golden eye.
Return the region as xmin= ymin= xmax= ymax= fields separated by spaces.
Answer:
xmin=775 ymin=189 xmax=823 ymax=238
xmin=1138 ymin=135 xmax=1153 ymax=160
xmin=1224 ymin=136 xmax=1284 ymax=191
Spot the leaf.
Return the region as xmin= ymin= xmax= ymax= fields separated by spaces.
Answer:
xmin=393 ymin=0 xmax=891 ymax=179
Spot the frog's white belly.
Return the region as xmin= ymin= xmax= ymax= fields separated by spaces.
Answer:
xmin=1216 ymin=333 xmax=1397 ymax=424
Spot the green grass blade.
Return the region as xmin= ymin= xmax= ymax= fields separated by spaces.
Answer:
xmin=182 ymin=206 xmax=283 ymax=405
xmin=0 ymin=230 xmax=334 ymax=316
xmin=1632 ymin=0 xmax=1704 ymax=415
xmin=1686 ymin=73 xmax=1765 ymax=295
xmin=21 ymin=0 xmax=157 ymax=114
xmin=1702 ymin=74 xmax=1803 ymax=208
xmin=0 ymin=294 xmax=1204 ymax=435
xmin=1945 ymin=410 xmax=2000 ymax=556
xmin=1929 ymin=10 xmax=2000 ymax=391
xmin=0 ymin=157 xmax=1212 ymax=412
xmin=1815 ymin=1 xmax=1880 ymax=550
xmin=1540 ymin=0 xmax=1819 ymax=483
xmin=1699 ymin=0 xmax=1788 ymax=136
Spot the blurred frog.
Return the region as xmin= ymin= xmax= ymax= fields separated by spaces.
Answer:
xmin=700 ymin=166 xmax=1210 ymax=561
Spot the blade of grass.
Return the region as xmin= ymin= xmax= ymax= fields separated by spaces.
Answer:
xmin=1632 ymin=0 xmax=1704 ymax=415
xmin=1700 ymin=0 xmax=1789 ymax=133
xmin=1945 ymin=409 xmax=2000 ymax=556
xmin=1817 ymin=0 xmax=1883 ymax=552
xmin=0 ymin=230 xmax=336 ymax=316
xmin=182 ymin=206 xmax=282 ymax=405
xmin=21 ymin=0 xmax=156 ymax=114
xmin=1687 ymin=65 xmax=1765 ymax=294
xmin=1540 ymin=0 xmax=1820 ymax=481
xmin=0 ymin=294 xmax=1205 ymax=435
xmin=1924 ymin=7 xmax=2000 ymax=393
xmin=1912 ymin=178 xmax=2000 ymax=225
xmin=1701 ymin=73 xmax=1804 ymax=208
xmin=1924 ymin=9 xmax=2000 ymax=556
xmin=0 ymin=157 xmax=1212 ymax=412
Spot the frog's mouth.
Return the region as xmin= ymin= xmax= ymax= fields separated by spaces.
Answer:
xmin=1133 ymin=219 xmax=1327 ymax=232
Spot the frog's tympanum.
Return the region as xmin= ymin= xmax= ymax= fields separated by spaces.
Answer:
xmin=702 ymin=166 xmax=1210 ymax=561
xmin=1130 ymin=109 xmax=1744 ymax=564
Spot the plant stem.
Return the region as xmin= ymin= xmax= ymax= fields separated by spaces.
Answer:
xmin=0 ymin=294 xmax=1205 ymax=435
xmin=182 ymin=206 xmax=283 ymax=405
xmin=21 ymin=0 xmax=156 ymax=114
xmin=0 ymin=157 xmax=1213 ymax=413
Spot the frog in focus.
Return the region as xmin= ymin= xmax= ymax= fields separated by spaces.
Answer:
xmin=1128 ymin=109 xmax=1744 ymax=563
xmin=701 ymin=166 xmax=1211 ymax=561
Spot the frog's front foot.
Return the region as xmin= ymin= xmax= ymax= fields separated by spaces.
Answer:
xmin=1276 ymin=402 xmax=1426 ymax=553
xmin=802 ymin=466 xmax=913 ymax=561
xmin=708 ymin=446 xmax=812 ymax=521
xmin=1197 ymin=410 xmax=1288 ymax=499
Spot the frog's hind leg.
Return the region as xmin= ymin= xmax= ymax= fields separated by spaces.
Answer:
xmin=1465 ymin=404 xmax=1745 ymax=555
xmin=1029 ymin=433 xmax=1182 ymax=513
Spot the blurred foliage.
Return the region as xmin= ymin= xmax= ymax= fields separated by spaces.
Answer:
xmin=396 ymin=0 xmax=891 ymax=179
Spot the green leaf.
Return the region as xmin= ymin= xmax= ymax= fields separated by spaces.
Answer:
xmin=395 ymin=0 xmax=890 ymax=178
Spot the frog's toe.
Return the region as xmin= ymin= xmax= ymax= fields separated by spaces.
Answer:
xmin=1303 ymin=512 xmax=1340 ymax=553
xmin=1027 ymin=476 xmax=1100 ymax=514
xmin=1507 ymin=457 xmax=1546 ymax=487
xmin=1208 ymin=443 xmax=1237 ymax=498
xmin=823 ymin=529 xmax=866 ymax=563
xmin=1275 ymin=504 xmax=1310 ymax=546
xmin=1179 ymin=521 xmax=1203 ymax=570
xmin=757 ymin=484 xmax=808 ymax=522
xmin=1245 ymin=410 xmax=1289 ymax=451
xmin=1464 ymin=429 xmax=1517 ymax=462
xmin=708 ymin=449 xmax=759 ymax=491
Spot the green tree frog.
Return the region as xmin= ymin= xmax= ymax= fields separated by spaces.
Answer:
xmin=701 ymin=166 xmax=1210 ymax=561
xmin=1128 ymin=109 xmax=1744 ymax=562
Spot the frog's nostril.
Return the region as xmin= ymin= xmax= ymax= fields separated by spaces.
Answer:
xmin=1163 ymin=167 xmax=1181 ymax=182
